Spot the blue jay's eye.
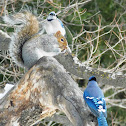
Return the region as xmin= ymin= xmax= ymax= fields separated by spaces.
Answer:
xmin=61 ymin=38 xmax=64 ymax=42
xmin=89 ymin=76 xmax=96 ymax=81
xmin=50 ymin=13 xmax=55 ymax=16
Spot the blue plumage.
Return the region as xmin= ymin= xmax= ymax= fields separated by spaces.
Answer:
xmin=58 ymin=19 xmax=64 ymax=28
xmin=83 ymin=76 xmax=108 ymax=126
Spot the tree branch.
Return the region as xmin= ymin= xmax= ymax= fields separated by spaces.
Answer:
xmin=0 ymin=56 xmax=97 ymax=126
xmin=55 ymin=54 xmax=126 ymax=87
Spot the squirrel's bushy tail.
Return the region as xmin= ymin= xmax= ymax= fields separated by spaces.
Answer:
xmin=3 ymin=12 xmax=39 ymax=67
xmin=97 ymin=113 xmax=108 ymax=126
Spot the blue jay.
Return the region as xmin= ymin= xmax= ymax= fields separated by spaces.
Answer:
xmin=43 ymin=11 xmax=66 ymax=36
xmin=83 ymin=76 xmax=108 ymax=126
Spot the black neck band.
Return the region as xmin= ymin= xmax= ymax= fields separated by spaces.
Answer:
xmin=47 ymin=19 xmax=53 ymax=21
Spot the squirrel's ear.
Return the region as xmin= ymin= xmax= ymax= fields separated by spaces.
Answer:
xmin=55 ymin=31 xmax=61 ymax=38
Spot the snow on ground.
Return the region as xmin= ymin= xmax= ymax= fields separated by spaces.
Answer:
xmin=0 ymin=84 xmax=14 ymax=99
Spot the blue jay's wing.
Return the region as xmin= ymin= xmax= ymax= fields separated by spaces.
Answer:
xmin=103 ymin=99 xmax=107 ymax=118
xmin=84 ymin=91 xmax=99 ymax=117
xmin=58 ymin=19 xmax=64 ymax=28
xmin=84 ymin=91 xmax=107 ymax=118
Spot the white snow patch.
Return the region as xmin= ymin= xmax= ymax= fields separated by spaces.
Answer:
xmin=0 ymin=84 xmax=14 ymax=99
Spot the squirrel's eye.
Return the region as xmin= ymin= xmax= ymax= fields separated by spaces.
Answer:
xmin=61 ymin=38 xmax=64 ymax=42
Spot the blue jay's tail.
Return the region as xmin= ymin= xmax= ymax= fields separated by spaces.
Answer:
xmin=97 ymin=113 xmax=108 ymax=126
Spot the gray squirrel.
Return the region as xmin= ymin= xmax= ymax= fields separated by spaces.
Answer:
xmin=3 ymin=11 xmax=70 ymax=69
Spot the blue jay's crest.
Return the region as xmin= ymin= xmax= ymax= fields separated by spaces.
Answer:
xmin=49 ymin=11 xmax=56 ymax=16
xmin=47 ymin=11 xmax=64 ymax=28
xmin=47 ymin=11 xmax=57 ymax=21
xmin=83 ymin=76 xmax=108 ymax=126
xmin=89 ymin=76 xmax=96 ymax=81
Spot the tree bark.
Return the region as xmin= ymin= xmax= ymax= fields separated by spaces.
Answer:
xmin=0 ymin=56 xmax=97 ymax=126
